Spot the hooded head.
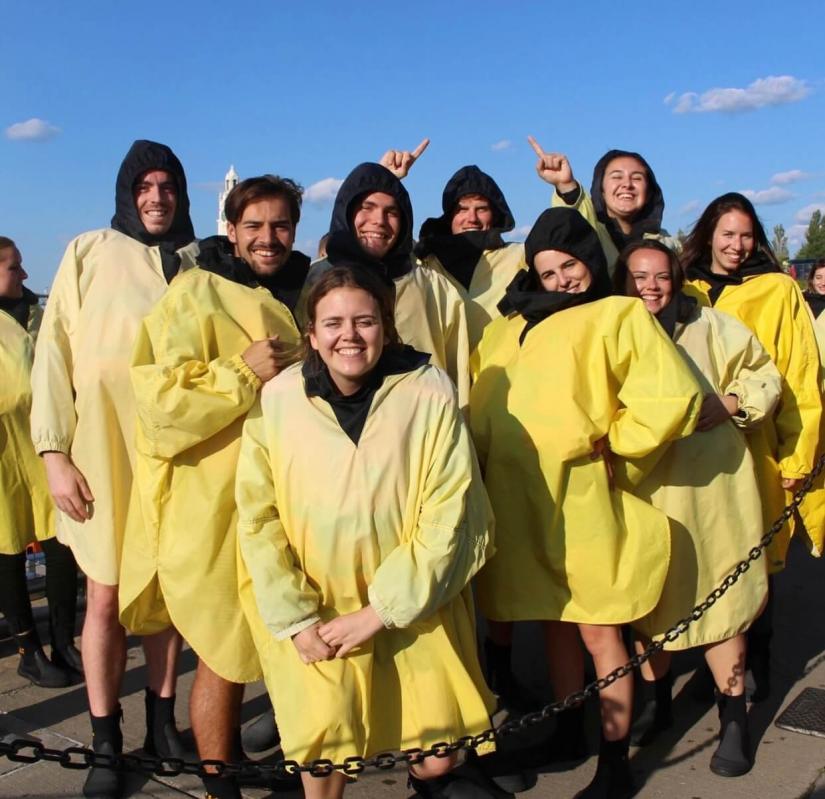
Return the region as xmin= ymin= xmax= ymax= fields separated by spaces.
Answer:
xmin=500 ymin=208 xmax=611 ymax=340
xmin=590 ymin=149 xmax=664 ymax=249
xmin=111 ymin=140 xmax=194 ymax=250
xmin=326 ymin=163 xmax=413 ymax=278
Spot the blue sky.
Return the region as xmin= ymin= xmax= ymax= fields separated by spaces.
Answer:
xmin=2 ymin=0 xmax=824 ymax=291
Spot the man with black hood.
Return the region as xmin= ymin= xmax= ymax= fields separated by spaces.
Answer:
xmin=301 ymin=162 xmax=470 ymax=407
xmin=31 ymin=140 xmax=194 ymax=799
xmin=529 ymin=136 xmax=678 ymax=271
xmin=414 ymin=165 xmax=527 ymax=351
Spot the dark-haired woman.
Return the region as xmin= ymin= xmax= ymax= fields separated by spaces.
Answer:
xmin=470 ymin=208 xmax=701 ymax=798
xmin=528 ymin=137 xmax=678 ymax=270
xmin=616 ymin=239 xmax=780 ymax=776
xmin=804 ymin=261 xmax=825 ymax=323
xmin=683 ymin=193 xmax=823 ymax=699
xmin=236 ymin=263 xmax=496 ymax=799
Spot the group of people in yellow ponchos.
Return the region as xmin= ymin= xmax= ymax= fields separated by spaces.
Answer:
xmin=2 ymin=132 xmax=823 ymax=799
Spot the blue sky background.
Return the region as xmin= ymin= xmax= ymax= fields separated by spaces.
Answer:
xmin=2 ymin=0 xmax=823 ymax=291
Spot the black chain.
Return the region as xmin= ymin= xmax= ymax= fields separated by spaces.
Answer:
xmin=2 ymin=454 xmax=822 ymax=780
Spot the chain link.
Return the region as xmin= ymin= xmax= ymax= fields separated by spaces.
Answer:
xmin=2 ymin=454 xmax=822 ymax=779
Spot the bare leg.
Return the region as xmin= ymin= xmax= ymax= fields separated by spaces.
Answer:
xmin=82 ymin=578 xmax=126 ymax=716
xmin=578 ymin=624 xmax=632 ymax=740
xmin=705 ymin=635 xmax=746 ymax=696
xmin=411 ymin=752 xmax=459 ymax=780
xmin=543 ymin=620 xmax=585 ymax=698
xmin=143 ymin=627 xmax=182 ymax=697
xmin=633 ymin=636 xmax=672 ymax=681
xmin=189 ymin=659 xmax=243 ymax=762
xmin=300 ymin=771 xmax=348 ymax=798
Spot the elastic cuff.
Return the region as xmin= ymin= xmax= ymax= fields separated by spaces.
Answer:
xmin=367 ymin=585 xmax=395 ymax=629
xmin=275 ymin=615 xmax=321 ymax=641
xmin=34 ymin=437 xmax=71 ymax=456
xmin=232 ymin=354 xmax=263 ymax=391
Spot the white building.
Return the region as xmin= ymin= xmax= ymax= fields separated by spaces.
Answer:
xmin=217 ymin=165 xmax=239 ymax=234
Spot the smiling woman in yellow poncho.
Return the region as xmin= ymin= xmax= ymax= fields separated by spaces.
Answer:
xmin=236 ymin=263 xmax=494 ymax=799
xmin=470 ymin=208 xmax=701 ymax=798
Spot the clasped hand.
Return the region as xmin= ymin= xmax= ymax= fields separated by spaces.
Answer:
xmin=292 ymin=606 xmax=384 ymax=664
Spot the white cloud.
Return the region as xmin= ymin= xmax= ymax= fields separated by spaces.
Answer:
xmin=510 ymin=224 xmax=532 ymax=242
xmin=739 ymin=187 xmax=794 ymax=205
xmin=770 ymin=169 xmax=810 ymax=185
xmin=491 ymin=139 xmax=512 ymax=151
xmin=5 ymin=117 xmax=61 ymax=141
xmin=795 ymin=203 xmax=825 ymax=223
xmin=788 ymin=223 xmax=809 ymax=248
xmin=304 ymin=177 xmax=343 ymax=205
xmin=667 ymin=75 xmax=810 ymax=114
xmin=679 ymin=200 xmax=701 ymax=216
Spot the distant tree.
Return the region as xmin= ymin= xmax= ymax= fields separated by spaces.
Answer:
xmin=796 ymin=211 xmax=825 ymax=259
xmin=771 ymin=224 xmax=789 ymax=262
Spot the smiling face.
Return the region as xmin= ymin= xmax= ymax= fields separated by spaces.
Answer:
xmin=812 ymin=265 xmax=825 ymax=295
xmin=309 ymin=286 xmax=386 ymax=395
xmin=625 ymin=247 xmax=674 ymax=315
xmin=0 ymin=246 xmax=27 ymax=299
xmin=533 ymin=249 xmax=592 ymax=293
xmin=133 ymin=169 xmax=178 ymax=235
xmin=710 ymin=210 xmax=755 ymax=275
xmin=227 ymin=195 xmax=295 ymax=276
xmin=601 ymin=156 xmax=648 ymax=227
xmin=351 ymin=192 xmax=401 ymax=259
xmin=450 ymin=193 xmax=495 ymax=234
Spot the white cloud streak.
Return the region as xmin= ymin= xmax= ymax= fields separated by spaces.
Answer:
xmin=304 ymin=177 xmax=343 ymax=205
xmin=795 ymin=203 xmax=825 ymax=223
xmin=666 ymin=75 xmax=810 ymax=114
xmin=491 ymin=139 xmax=512 ymax=151
xmin=770 ymin=169 xmax=810 ymax=185
xmin=679 ymin=200 xmax=701 ymax=216
xmin=510 ymin=224 xmax=532 ymax=242
xmin=739 ymin=187 xmax=794 ymax=206
xmin=5 ymin=117 xmax=61 ymax=141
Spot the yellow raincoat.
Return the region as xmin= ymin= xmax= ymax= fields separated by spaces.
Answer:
xmin=1 ymin=302 xmax=55 ymax=554
xmin=119 ymin=267 xmax=301 ymax=683
xmin=30 ymin=230 xmax=189 ymax=585
xmin=421 ymin=243 xmax=526 ymax=352
xmin=632 ymin=306 xmax=780 ymax=649
xmin=686 ymin=273 xmax=823 ymax=569
xmin=236 ymin=362 xmax=495 ymax=763
xmin=470 ymin=297 xmax=702 ymax=624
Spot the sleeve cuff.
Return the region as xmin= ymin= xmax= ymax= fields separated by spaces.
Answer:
xmin=232 ymin=354 xmax=263 ymax=391
xmin=274 ymin=615 xmax=321 ymax=641
xmin=33 ymin=436 xmax=72 ymax=456
xmin=367 ymin=585 xmax=395 ymax=629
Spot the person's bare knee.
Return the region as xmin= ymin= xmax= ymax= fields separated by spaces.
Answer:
xmin=85 ymin=580 xmax=120 ymax=626
xmin=411 ymin=752 xmax=458 ymax=780
xmin=578 ymin=623 xmax=621 ymax=659
xmin=300 ymin=771 xmax=347 ymax=799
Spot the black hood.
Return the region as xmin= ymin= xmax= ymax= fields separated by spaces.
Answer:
xmin=499 ymin=207 xmax=612 ymax=343
xmin=0 ymin=286 xmax=38 ymax=329
xmin=111 ymin=140 xmax=195 ymax=282
xmin=196 ymin=235 xmax=310 ymax=315
xmin=590 ymin=149 xmax=665 ymax=251
xmin=685 ymin=250 xmax=781 ymax=306
xmin=804 ymin=291 xmax=825 ymax=320
xmin=326 ymin=162 xmax=413 ymax=279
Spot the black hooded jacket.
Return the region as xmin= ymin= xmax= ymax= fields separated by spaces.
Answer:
xmin=325 ymin=163 xmax=414 ymax=280
xmin=195 ymin=235 xmax=310 ymax=316
xmin=415 ymin=166 xmax=515 ymax=290
xmin=590 ymin=149 xmax=666 ymax=253
xmin=498 ymin=207 xmax=612 ymax=343
xmin=110 ymin=140 xmax=195 ymax=283
xmin=0 ymin=286 xmax=38 ymax=330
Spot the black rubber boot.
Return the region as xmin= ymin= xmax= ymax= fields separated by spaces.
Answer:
xmin=709 ymin=694 xmax=750 ymax=777
xmin=203 ymin=773 xmax=242 ymax=799
xmin=408 ymin=769 xmax=504 ymax=798
xmin=48 ymin=602 xmax=83 ymax=681
xmin=15 ymin=628 xmax=71 ymax=688
xmin=143 ymin=688 xmax=186 ymax=759
xmin=241 ymin=708 xmax=280 ymax=752
xmin=83 ymin=708 xmax=124 ymax=799
xmin=630 ymin=672 xmax=673 ymax=746
xmin=573 ymin=734 xmax=634 ymax=799
xmin=519 ymin=703 xmax=588 ymax=768
xmin=483 ymin=639 xmax=537 ymax=714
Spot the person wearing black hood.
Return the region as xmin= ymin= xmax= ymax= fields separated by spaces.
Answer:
xmin=414 ymin=164 xmax=526 ymax=351
xmin=469 ymin=208 xmax=701 ymax=798
xmin=120 ymin=174 xmax=305 ymax=799
xmin=31 ymin=140 xmax=194 ymax=799
xmin=805 ymin=261 xmax=825 ymax=322
xmin=300 ymin=162 xmax=471 ymax=407
xmin=528 ymin=136 xmax=677 ymax=271
xmin=0 ymin=238 xmax=81 ymax=690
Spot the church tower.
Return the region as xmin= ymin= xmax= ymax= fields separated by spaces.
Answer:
xmin=217 ymin=165 xmax=239 ymax=234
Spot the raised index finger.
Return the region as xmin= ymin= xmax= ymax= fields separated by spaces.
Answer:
xmin=527 ymin=135 xmax=546 ymax=158
xmin=411 ymin=138 xmax=430 ymax=159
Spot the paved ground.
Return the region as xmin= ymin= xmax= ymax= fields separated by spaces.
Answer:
xmin=2 ymin=537 xmax=825 ymax=799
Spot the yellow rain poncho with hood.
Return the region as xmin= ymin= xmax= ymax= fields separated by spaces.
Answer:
xmin=235 ymin=334 xmax=495 ymax=763
xmin=629 ymin=292 xmax=780 ymax=648
xmin=120 ymin=236 xmax=305 ymax=683
xmin=552 ymin=149 xmax=678 ymax=270
xmin=470 ymin=208 xmax=702 ymax=624
xmin=299 ymin=163 xmax=471 ymax=407
xmin=415 ymin=165 xmax=526 ymax=351
xmin=685 ymin=246 xmax=823 ymax=569
xmin=1 ymin=289 xmax=54 ymax=554
xmin=30 ymin=140 xmax=195 ymax=585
